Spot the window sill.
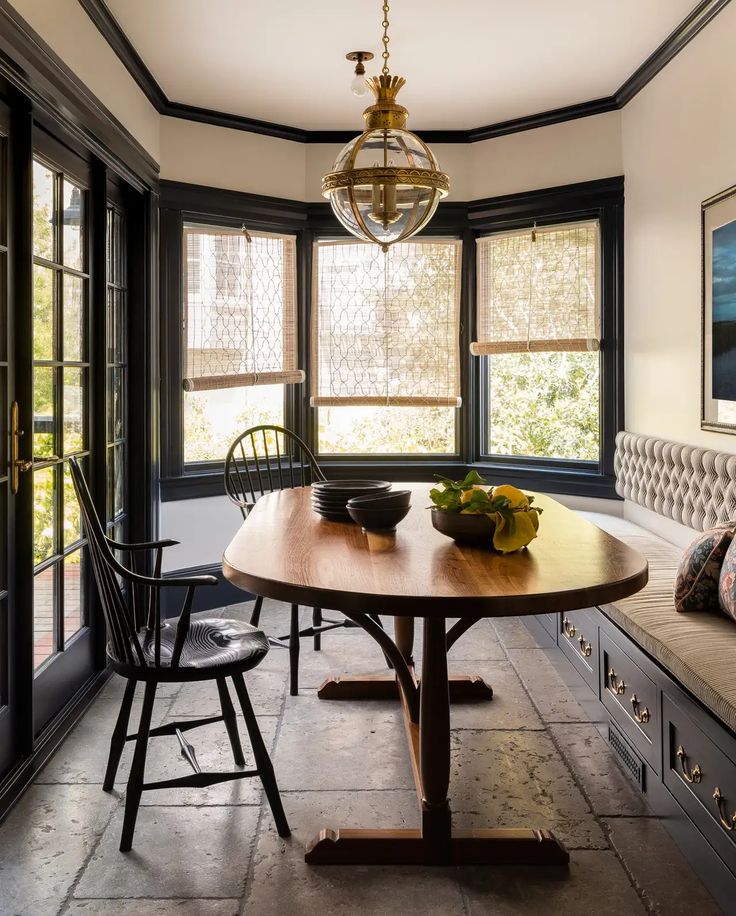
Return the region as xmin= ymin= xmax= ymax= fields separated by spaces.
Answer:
xmin=161 ymin=460 xmax=619 ymax=502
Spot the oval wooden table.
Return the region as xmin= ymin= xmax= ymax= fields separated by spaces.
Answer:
xmin=223 ymin=484 xmax=648 ymax=867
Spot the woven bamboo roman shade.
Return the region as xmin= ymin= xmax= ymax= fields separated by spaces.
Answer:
xmin=471 ymin=220 xmax=600 ymax=356
xmin=311 ymin=238 xmax=462 ymax=408
xmin=182 ymin=224 xmax=304 ymax=391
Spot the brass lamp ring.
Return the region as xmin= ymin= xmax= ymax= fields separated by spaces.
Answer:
xmin=322 ymin=167 xmax=450 ymax=196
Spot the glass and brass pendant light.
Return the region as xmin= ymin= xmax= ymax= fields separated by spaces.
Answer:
xmin=322 ymin=0 xmax=450 ymax=252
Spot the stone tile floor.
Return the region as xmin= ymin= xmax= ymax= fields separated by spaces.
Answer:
xmin=0 ymin=601 xmax=723 ymax=915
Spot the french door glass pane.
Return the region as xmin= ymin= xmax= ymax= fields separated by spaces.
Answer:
xmin=62 ymin=179 xmax=83 ymax=270
xmin=33 ymin=366 xmax=56 ymax=458
xmin=33 ymin=566 xmax=55 ymax=670
xmin=32 ymin=162 xmax=54 ymax=261
xmin=33 ymin=466 xmax=56 ymax=565
xmin=63 ymin=550 xmax=84 ymax=644
xmin=63 ymin=273 xmax=84 ymax=361
xmin=33 ymin=266 xmax=54 ymax=360
xmin=63 ymin=367 xmax=85 ymax=454
xmin=63 ymin=461 xmax=82 ymax=548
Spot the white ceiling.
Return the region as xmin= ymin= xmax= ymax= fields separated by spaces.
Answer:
xmin=105 ymin=0 xmax=698 ymax=131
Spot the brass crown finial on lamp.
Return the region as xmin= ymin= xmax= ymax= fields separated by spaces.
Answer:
xmin=323 ymin=0 xmax=450 ymax=252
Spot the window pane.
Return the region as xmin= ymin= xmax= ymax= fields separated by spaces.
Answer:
xmin=33 ymin=161 xmax=54 ymax=261
xmin=33 ymin=466 xmax=56 ymax=565
xmin=63 ymin=550 xmax=84 ymax=644
xmin=318 ymin=406 xmax=456 ymax=455
xmin=113 ymin=443 xmax=124 ymax=519
xmin=63 ymin=273 xmax=84 ymax=361
xmin=183 ymin=384 xmax=283 ymax=463
xmin=34 ymin=566 xmax=56 ymax=670
xmin=33 ymin=366 xmax=56 ymax=458
xmin=63 ymin=367 xmax=85 ymax=454
xmin=487 ymin=351 xmax=600 ymax=461
xmin=63 ymin=461 xmax=82 ymax=547
xmin=62 ymin=179 xmax=83 ymax=270
xmin=107 ymin=367 xmax=124 ymax=441
xmin=33 ymin=265 xmax=55 ymax=361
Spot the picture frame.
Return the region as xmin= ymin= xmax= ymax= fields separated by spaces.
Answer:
xmin=702 ymin=183 xmax=736 ymax=432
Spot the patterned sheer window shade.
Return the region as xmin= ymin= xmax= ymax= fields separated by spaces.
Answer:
xmin=182 ymin=224 xmax=304 ymax=391
xmin=311 ymin=239 xmax=463 ymax=407
xmin=472 ymin=220 xmax=600 ymax=356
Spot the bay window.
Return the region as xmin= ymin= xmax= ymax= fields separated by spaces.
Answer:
xmin=161 ymin=177 xmax=622 ymax=499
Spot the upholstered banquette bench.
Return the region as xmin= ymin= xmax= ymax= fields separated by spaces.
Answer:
xmin=525 ymin=432 xmax=736 ymax=908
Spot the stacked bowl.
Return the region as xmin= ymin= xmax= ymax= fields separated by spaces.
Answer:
xmin=346 ymin=489 xmax=412 ymax=532
xmin=311 ymin=479 xmax=391 ymax=521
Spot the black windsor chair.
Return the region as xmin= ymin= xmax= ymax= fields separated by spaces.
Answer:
xmin=68 ymin=457 xmax=289 ymax=852
xmin=224 ymin=425 xmax=383 ymax=695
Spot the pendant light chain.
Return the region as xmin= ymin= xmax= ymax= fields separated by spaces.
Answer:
xmin=381 ymin=0 xmax=390 ymax=76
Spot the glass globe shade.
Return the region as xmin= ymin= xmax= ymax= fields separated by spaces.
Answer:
xmin=323 ymin=128 xmax=449 ymax=249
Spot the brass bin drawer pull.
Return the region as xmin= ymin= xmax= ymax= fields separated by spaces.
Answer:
xmin=712 ymin=787 xmax=736 ymax=832
xmin=562 ymin=618 xmax=576 ymax=639
xmin=630 ymin=694 xmax=650 ymax=724
xmin=608 ymin=667 xmax=626 ymax=695
xmin=676 ymin=745 xmax=702 ymax=784
xmin=577 ymin=635 xmax=592 ymax=657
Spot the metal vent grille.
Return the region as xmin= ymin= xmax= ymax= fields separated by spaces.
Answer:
xmin=608 ymin=724 xmax=645 ymax=791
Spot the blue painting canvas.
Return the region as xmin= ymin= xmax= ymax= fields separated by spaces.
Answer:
xmin=712 ymin=219 xmax=736 ymax=401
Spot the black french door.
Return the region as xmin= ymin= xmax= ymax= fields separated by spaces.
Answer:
xmin=0 ymin=85 xmax=146 ymax=793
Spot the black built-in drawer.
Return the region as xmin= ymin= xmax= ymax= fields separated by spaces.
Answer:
xmin=600 ymin=631 xmax=660 ymax=772
xmin=664 ymin=694 xmax=736 ymax=873
xmin=558 ymin=609 xmax=598 ymax=693
xmin=539 ymin=612 xmax=558 ymax=641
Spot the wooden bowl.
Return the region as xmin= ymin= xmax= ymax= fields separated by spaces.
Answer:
xmin=430 ymin=508 xmax=496 ymax=546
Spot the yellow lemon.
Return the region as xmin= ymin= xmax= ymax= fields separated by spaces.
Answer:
xmin=460 ymin=484 xmax=489 ymax=506
xmin=492 ymin=484 xmax=529 ymax=509
xmin=491 ymin=509 xmax=539 ymax=553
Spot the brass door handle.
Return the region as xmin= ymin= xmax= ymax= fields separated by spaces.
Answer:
xmin=562 ymin=618 xmax=576 ymax=639
xmin=578 ymin=635 xmax=592 ymax=657
xmin=676 ymin=745 xmax=702 ymax=784
xmin=712 ymin=787 xmax=736 ymax=831
xmin=630 ymin=694 xmax=650 ymax=724
xmin=608 ymin=668 xmax=626 ymax=695
xmin=10 ymin=401 xmax=31 ymax=494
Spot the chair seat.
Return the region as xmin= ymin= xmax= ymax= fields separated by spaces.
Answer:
xmin=120 ymin=617 xmax=269 ymax=676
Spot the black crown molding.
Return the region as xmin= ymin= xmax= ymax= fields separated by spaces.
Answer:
xmin=0 ymin=0 xmax=158 ymax=189
xmin=80 ymin=0 xmax=730 ymax=146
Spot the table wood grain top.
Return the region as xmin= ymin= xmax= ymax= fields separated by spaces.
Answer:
xmin=222 ymin=484 xmax=648 ymax=617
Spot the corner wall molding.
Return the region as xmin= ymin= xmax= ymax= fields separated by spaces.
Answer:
xmin=79 ymin=0 xmax=732 ymax=145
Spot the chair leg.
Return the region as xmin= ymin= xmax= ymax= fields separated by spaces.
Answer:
xmin=312 ymin=607 xmax=322 ymax=652
xmin=250 ymin=594 xmax=264 ymax=627
xmin=120 ymin=680 xmax=157 ymax=852
xmin=289 ymin=604 xmax=300 ymax=696
xmin=216 ymin=677 xmax=245 ymax=767
xmin=103 ymin=678 xmax=136 ymax=792
xmin=231 ymin=672 xmax=290 ymax=838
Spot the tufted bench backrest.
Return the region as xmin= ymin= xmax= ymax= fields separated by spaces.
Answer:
xmin=614 ymin=431 xmax=736 ymax=532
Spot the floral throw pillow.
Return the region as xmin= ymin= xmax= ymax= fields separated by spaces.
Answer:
xmin=719 ymin=535 xmax=736 ymax=621
xmin=675 ymin=526 xmax=736 ymax=613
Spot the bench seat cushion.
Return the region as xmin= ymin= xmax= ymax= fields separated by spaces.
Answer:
xmin=580 ymin=512 xmax=736 ymax=734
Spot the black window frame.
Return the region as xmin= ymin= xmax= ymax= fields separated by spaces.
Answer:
xmin=160 ymin=177 xmax=623 ymax=502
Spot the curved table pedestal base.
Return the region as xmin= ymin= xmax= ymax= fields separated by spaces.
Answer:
xmin=308 ymin=614 xmax=569 ymax=868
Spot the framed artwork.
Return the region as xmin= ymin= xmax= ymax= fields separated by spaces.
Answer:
xmin=702 ymin=183 xmax=736 ymax=432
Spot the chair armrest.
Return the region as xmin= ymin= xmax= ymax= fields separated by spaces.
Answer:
xmin=105 ymin=536 xmax=180 ymax=552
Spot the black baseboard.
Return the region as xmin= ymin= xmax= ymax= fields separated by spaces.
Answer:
xmin=0 ymin=666 xmax=111 ymax=823
xmin=162 ymin=564 xmax=255 ymax=618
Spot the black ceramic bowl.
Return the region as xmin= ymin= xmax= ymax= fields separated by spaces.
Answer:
xmin=346 ymin=489 xmax=411 ymax=510
xmin=430 ymin=508 xmax=496 ymax=546
xmin=347 ymin=503 xmax=411 ymax=532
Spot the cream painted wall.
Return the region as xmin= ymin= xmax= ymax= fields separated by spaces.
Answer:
xmin=469 ymin=111 xmax=622 ymax=199
xmin=162 ymin=112 xmax=622 ymax=204
xmin=160 ymin=117 xmax=306 ymax=200
xmin=8 ymin=0 xmax=160 ymax=161
xmin=622 ymin=1 xmax=736 ymax=451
